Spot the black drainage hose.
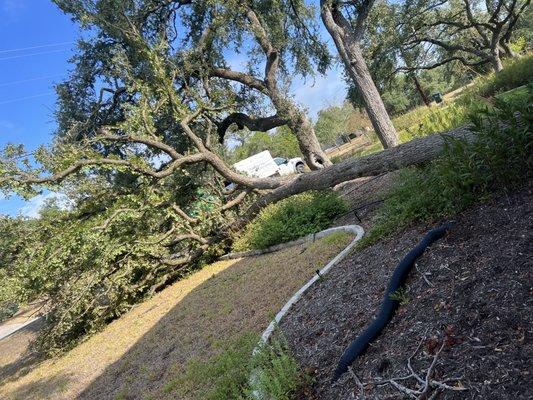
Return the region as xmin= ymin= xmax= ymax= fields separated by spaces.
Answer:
xmin=332 ymin=222 xmax=453 ymax=382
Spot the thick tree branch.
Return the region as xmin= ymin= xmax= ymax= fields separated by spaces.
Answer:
xmin=216 ymin=112 xmax=289 ymax=143
xmin=235 ymin=126 xmax=474 ymax=231
xmin=209 ymin=68 xmax=267 ymax=94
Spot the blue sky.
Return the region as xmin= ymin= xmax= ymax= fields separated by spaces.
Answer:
xmin=0 ymin=0 xmax=79 ymax=217
xmin=0 ymin=0 xmax=347 ymax=218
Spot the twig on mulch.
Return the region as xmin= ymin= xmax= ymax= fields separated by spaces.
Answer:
xmin=349 ymin=332 xmax=467 ymax=399
xmin=415 ymin=264 xmax=434 ymax=287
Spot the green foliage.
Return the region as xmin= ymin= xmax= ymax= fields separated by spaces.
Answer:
xmin=314 ymin=102 xmax=370 ymax=146
xmin=399 ymin=95 xmax=485 ymax=142
xmin=475 ymin=54 xmax=533 ymax=98
xmin=394 ymin=57 xmax=533 ymax=142
xmin=362 ymin=86 xmax=532 ymax=246
xmin=169 ymin=333 xmax=308 ymax=400
xmin=389 ymin=288 xmax=410 ymax=306
xmin=0 ymin=180 xmax=229 ymax=354
xmin=233 ymin=191 xmax=348 ymax=251
xmin=0 ymin=216 xmax=34 ymax=321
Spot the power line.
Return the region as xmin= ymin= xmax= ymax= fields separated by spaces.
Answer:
xmin=0 ymin=49 xmax=70 ymax=62
xmin=0 ymin=74 xmax=65 ymax=88
xmin=0 ymin=92 xmax=55 ymax=105
xmin=0 ymin=41 xmax=74 ymax=54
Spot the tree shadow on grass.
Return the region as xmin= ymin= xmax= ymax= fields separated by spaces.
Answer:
xmin=74 ymin=238 xmax=346 ymax=400
xmin=8 ymin=372 xmax=74 ymax=400
xmin=0 ymin=319 xmax=45 ymax=383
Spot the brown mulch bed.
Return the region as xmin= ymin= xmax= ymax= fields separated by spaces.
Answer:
xmin=281 ymin=186 xmax=532 ymax=399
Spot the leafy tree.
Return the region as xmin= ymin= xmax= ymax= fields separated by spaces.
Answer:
xmin=176 ymin=0 xmax=333 ymax=169
xmin=314 ymin=102 xmax=370 ymax=146
xmin=401 ymin=0 xmax=531 ymax=72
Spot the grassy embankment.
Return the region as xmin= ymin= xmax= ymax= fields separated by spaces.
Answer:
xmin=0 ymin=233 xmax=352 ymax=400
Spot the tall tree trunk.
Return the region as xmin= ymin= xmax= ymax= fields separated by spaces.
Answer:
xmin=411 ymin=74 xmax=431 ymax=107
xmin=491 ymin=46 xmax=504 ymax=72
xmin=320 ymin=2 xmax=399 ymax=149
xmin=269 ymin=88 xmax=332 ymax=169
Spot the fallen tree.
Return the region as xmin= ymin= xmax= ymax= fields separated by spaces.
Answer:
xmin=0 ymin=0 xmax=473 ymax=352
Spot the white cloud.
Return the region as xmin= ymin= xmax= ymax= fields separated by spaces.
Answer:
xmin=19 ymin=192 xmax=71 ymax=219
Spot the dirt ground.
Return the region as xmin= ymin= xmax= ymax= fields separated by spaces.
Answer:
xmin=281 ymin=186 xmax=532 ymax=399
xmin=0 ymin=234 xmax=352 ymax=400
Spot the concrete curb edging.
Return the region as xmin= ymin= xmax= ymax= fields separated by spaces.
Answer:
xmin=250 ymin=224 xmax=364 ymax=398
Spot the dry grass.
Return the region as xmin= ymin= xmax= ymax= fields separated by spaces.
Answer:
xmin=0 ymin=233 xmax=352 ymax=400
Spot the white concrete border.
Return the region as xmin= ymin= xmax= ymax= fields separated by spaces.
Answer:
xmin=249 ymin=225 xmax=364 ymax=398
xmin=257 ymin=225 xmax=364 ymax=345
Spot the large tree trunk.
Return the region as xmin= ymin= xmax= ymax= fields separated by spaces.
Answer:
xmin=236 ymin=126 xmax=473 ymax=229
xmin=491 ymin=46 xmax=504 ymax=72
xmin=321 ymin=2 xmax=399 ymax=149
xmin=268 ymin=87 xmax=332 ymax=169
xmin=285 ymin=106 xmax=332 ymax=169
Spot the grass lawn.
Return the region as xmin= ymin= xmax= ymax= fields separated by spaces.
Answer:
xmin=0 ymin=233 xmax=352 ymax=400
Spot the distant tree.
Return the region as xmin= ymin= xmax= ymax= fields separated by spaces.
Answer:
xmin=230 ymin=127 xmax=300 ymax=162
xmin=314 ymin=102 xmax=370 ymax=146
xmin=402 ymin=0 xmax=531 ymax=72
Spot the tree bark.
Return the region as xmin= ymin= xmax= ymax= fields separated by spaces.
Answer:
xmin=235 ymin=126 xmax=473 ymax=230
xmin=320 ymin=1 xmax=399 ymax=149
xmin=274 ymin=99 xmax=332 ymax=168
xmin=411 ymin=74 xmax=431 ymax=107
xmin=491 ymin=47 xmax=504 ymax=72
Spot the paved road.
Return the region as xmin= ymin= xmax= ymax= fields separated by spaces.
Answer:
xmin=0 ymin=318 xmax=40 ymax=341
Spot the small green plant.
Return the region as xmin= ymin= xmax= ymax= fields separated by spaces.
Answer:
xmin=389 ymin=288 xmax=410 ymax=306
xmin=168 ymin=332 xmax=308 ymax=400
xmin=251 ymin=336 xmax=309 ymax=400
xmin=233 ymin=190 xmax=348 ymax=251
xmin=361 ymin=86 xmax=532 ymax=247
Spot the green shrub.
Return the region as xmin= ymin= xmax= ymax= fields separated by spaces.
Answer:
xmin=233 ymin=190 xmax=348 ymax=251
xmin=169 ymin=333 xmax=308 ymax=400
xmin=362 ymin=85 xmax=532 ymax=246
xmin=476 ymin=54 xmax=533 ymax=97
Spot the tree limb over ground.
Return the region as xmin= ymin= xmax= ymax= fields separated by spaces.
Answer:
xmin=216 ymin=113 xmax=289 ymax=144
xmin=2 ymin=124 xmax=473 ymax=235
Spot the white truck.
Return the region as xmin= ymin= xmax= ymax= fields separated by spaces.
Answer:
xmin=233 ymin=150 xmax=305 ymax=178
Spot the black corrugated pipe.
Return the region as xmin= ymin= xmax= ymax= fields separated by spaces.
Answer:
xmin=332 ymin=222 xmax=454 ymax=382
